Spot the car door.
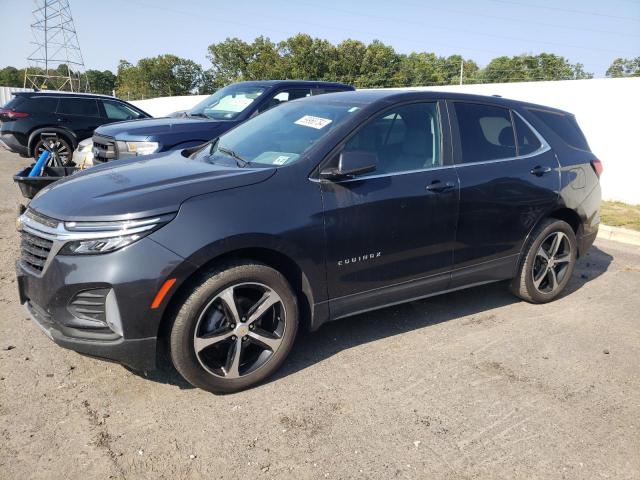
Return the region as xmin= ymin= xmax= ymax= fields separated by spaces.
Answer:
xmin=320 ymin=101 xmax=459 ymax=319
xmin=448 ymin=101 xmax=560 ymax=287
xmin=56 ymin=97 xmax=102 ymax=140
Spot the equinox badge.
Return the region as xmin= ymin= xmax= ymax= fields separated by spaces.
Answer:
xmin=338 ymin=252 xmax=381 ymax=267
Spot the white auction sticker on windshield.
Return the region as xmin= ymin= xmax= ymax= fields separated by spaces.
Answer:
xmin=273 ymin=155 xmax=290 ymax=165
xmin=295 ymin=115 xmax=332 ymax=129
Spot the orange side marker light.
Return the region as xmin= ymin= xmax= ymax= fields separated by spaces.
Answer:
xmin=151 ymin=278 xmax=177 ymax=309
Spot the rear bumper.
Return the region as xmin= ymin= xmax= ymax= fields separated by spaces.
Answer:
xmin=24 ymin=299 xmax=157 ymax=370
xmin=0 ymin=133 xmax=28 ymax=156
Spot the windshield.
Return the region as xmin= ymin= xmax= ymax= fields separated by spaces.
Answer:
xmin=194 ymin=100 xmax=362 ymax=167
xmin=187 ymin=84 xmax=267 ymax=120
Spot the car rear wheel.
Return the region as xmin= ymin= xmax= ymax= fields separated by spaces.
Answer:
xmin=511 ymin=218 xmax=577 ymax=303
xmin=33 ymin=136 xmax=73 ymax=166
xmin=169 ymin=262 xmax=298 ymax=393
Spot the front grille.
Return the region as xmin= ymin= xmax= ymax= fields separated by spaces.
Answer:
xmin=20 ymin=231 xmax=53 ymax=273
xmin=92 ymin=135 xmax=118 ymax=163
xmin=67 ymin=288 xmax=110 ymax=326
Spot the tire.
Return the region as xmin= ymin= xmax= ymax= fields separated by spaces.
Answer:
xmin=33 ymin=135 xmax=74 ymax=166
xmin=511 ymin=218 xmax=578 ymax=303
xmin=169 ymin=261 xmax=298 ymax=393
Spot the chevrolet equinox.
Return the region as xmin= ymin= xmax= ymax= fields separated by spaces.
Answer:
xmin=16 ymin=90 xmax=601 ymax=393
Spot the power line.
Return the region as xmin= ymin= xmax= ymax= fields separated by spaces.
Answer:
xmin=396 ymin=0 xmax=640 ymax=38
xmin=292 ymin=0 xmax=638 ymax=55
xmin=490 ymin=0 xmax=640 ymax=22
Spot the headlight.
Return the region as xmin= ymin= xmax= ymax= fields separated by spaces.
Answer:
xmin=59 ymin=213 xmax=175 ymax=255
xmin=125 ymin=141 xmax=159 ymax=155
xmin=78 ymin=138 xmax=93 ymax=152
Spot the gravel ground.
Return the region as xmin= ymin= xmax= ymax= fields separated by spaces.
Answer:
xmin=0 ymin=149 xmax=638 ymax=480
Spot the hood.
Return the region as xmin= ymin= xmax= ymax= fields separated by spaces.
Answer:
xmin=29 ymin=150 xmax=276 ymax=222
xmin=95 ymin=117 xmax=232 ymax=142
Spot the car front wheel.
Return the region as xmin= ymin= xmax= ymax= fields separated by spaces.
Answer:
xmin=511 ymin=218 xmax=578 ymax=303
xmin=169 ymin=262 xmax=298 ymax=393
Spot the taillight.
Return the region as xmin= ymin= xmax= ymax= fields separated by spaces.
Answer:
xmin=591 ymin=159 xmax=603 ymax=178
xmin=0 ymin=108 xmax=29 ymax=120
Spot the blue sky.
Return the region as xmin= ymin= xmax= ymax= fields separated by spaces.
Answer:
xmin=1 ymin=0 xmax=639 ymax=76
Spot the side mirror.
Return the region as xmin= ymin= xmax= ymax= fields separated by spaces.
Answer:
xmin=320 ymin=150 xmax=377 ymax=180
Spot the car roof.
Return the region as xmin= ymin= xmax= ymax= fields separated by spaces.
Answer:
xmin=16 ymin=91 xmax=119 ymax=100
xmin=305 ymin=89 xmax=571 ymax=115
xmin=231 ymin=80 xmax=354 ymax=90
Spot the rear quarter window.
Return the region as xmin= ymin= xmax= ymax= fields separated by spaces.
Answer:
xmin=527 ymin=109 xmax=589 ymax=151
xmin=5 ymin=96 xmax=58 ymax=113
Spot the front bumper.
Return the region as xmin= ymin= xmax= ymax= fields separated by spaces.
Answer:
xmin=23 ymin=296 xmax=157 ymax=370
xmin=16 ymin=236 xmax=185 ymax=371
xmin=0 ymin=133 xmax=28 ymax=156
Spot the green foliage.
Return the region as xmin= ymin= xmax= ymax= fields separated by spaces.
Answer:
xmin=479 ymin=53 xmax=592 ymax=83
xmin=6 ymin=35 xmax=625 ymax=99
xmin=85 ymin=69 xmax=116 ymax=95
xmin=0 ymin=66 xmax=24 ymax=87
xmin=606 ymin=57 xmax=640 ymax=77
xmin=115 ymin=55 xmax=203 ymax=99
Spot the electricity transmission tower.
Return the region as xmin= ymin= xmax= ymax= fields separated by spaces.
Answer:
xmin=24 ymin=0 xmax=89 ymax=92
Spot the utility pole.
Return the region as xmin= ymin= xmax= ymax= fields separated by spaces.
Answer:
xmin=24 ymin=0 xmax=89 ymax=92
xmin=459 ymin=60 xmax=464 ymax=86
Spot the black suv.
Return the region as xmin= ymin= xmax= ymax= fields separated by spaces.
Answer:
xmin=16 ymin=90 xmax=601 ymax=393
xmin=91 ymin=80 xmax=354 ymax=163
xmin=0 ymin=92 xmax=150 ymax=164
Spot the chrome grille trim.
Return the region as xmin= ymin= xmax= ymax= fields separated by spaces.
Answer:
xmin=92 ymin=134 xmax=118 ymax=163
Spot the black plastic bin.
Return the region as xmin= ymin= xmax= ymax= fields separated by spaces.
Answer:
xmin=13 ymin=165 xmax=79 ymax=199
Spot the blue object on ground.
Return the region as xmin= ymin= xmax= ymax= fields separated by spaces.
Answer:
xmin=28 ymin=150 xmax=49 ymax=177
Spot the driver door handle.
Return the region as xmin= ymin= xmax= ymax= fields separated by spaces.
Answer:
xmin=530 ymin=165 xmax=552 ymax=176
xmin=426 ymin=180 xmax=455 ymax=193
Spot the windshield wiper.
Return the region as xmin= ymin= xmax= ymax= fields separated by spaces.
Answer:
xmin=187 ymin=112 xmax=208 ymax=119
xmin=218 ymin=146 xmax=249 ymax=167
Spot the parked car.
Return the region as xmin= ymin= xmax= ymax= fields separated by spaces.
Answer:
xmin=90 ymin=80 xmax=354 ymax=164
xmin=0 ymin=92 xmax=150 ymax=165
xmin=16 ymin=90 xmax=601 ymax=393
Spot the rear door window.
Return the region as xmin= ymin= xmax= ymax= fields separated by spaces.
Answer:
xmin=454 ymin=103 xmax=516 ymax=163
xmin=513 ymin=113 xmax=542 ymax=155
xmin=57 ymin=98 xmax=100 ymax=117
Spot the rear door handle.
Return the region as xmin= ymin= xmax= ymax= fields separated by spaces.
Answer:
xmin=530 ymin=165 xmax=552 ymax=176
xmin=426 ymin=180 xmax=455 ymax=193
xmin=56 ymin=117 xmax=68 ymax=123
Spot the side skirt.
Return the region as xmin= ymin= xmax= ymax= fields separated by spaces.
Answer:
xmin=313 ymin=255 xmax=518 ymax=329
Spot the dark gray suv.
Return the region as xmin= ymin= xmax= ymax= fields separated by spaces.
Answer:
xmin=16 ymin=90 xmax=601 ymax=393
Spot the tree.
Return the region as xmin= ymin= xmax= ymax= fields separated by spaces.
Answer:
xmin=278 ymin=34 xmax=336 ymax=80
xmin=207 ymin=37 xmax=253 ymax=85
xmin=606 ymin=57 xmax=640 ymax=77
xmin=357 ymin=40 xmax=402 ymax=88
xmin=330 ymin=39 xmax=367 ymax=85
xmin=86 ymin=69 xmax=116 ymax=95
xmin=115 ymin=55 xmax=203 ymax=99
xmin=0 ymin=66 xmax=24 ymax=87
xmin=480 ymin=53 xmax=592 ymax=83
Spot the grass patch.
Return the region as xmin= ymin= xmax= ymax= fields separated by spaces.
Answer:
xmin=601 ymin=201 xmax=640 ymax=231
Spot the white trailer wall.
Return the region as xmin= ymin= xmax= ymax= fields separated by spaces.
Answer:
xmin=0 ymin=86 xmax=34 ymax=107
